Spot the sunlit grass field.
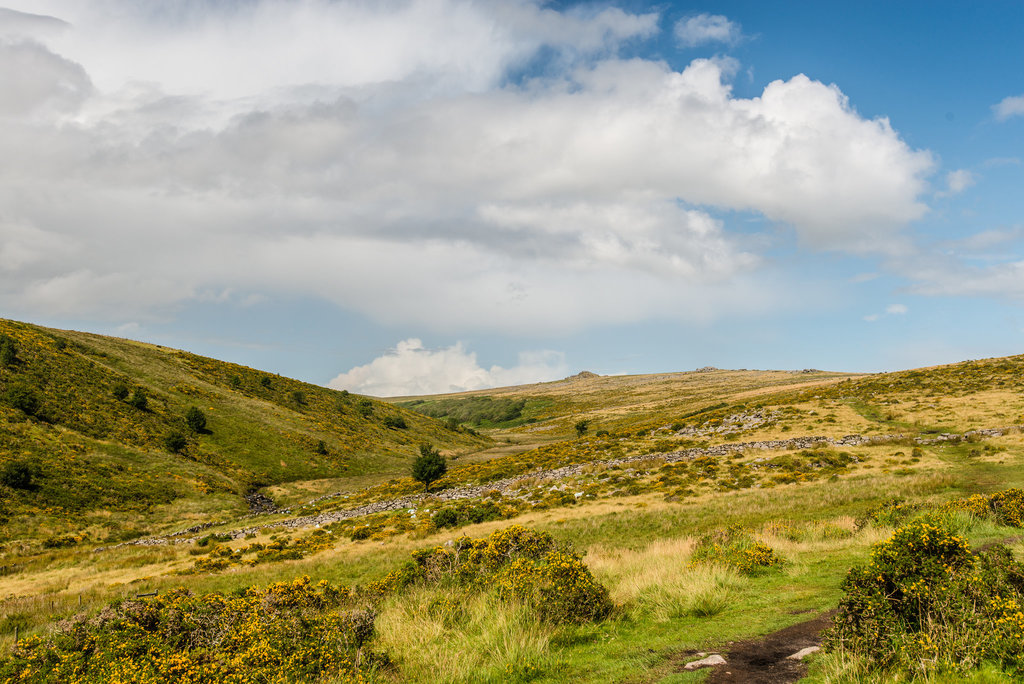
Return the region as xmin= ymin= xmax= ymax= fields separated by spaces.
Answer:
xmin=5 ymin=318 xmax=1024 ymax=681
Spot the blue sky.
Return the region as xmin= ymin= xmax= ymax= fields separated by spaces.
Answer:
xmin=1 ymin=1 xmax=1023 ymax=395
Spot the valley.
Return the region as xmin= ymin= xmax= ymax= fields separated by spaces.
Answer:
xmin=4 ymin=318 xmax=1024 ymax=682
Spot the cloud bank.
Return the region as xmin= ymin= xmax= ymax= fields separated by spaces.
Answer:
xmin=328 ymin=338 xmax=567 ymax=396
xmin=0 ymin=0 xmax=935 ymax=340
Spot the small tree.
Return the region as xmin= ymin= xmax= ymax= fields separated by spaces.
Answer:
xmin=412 ymin=444 xmax=447 ymax=492
xmin=186 ymin=406 xmax=207 ymax=432
xmin=290 ymin=390 xmax=306 ymax=406
xmin=128 ymin=390 xmax=148 ymax=411
xmin=574 ymin=419 xmax=590 ymax=438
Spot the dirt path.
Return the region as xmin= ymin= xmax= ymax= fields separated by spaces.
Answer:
xmin=704 ymin=610 xmax=835 ymax=684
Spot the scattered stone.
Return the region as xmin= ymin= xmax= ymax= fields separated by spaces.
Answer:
xmin=787 ymin=646 xmax=820 ymax=660
xmin=97 ymin=425 xmax=1019 ymax=552
xmin=684 ymin=654 xmax=726 ymax=670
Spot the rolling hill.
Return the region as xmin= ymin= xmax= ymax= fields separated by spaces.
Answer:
xmin=6 ymin=322 xmax=1024 ymax=682
xmin=0 ymin=318 xmax=488 ymax=544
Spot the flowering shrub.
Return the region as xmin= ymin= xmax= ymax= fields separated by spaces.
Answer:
xmin=825 ymin=519 xmax=1024 ymax=677
xmin=855 ymin=498 xmax=923 ymax=530
xmin=945 ymin=489 xmax=1024 ymax=528
xmin=690 ymin=526 xmax=782 ymax=575
xmin=367 ymin=525 xmax=611 ymax=624
xmin=0 ymin=577 xmax=387 ymax=683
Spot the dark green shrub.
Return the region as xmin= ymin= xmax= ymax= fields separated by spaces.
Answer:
xmin=383 ymin=415 xmax=407 ymax=429
xmin=164 ymin=431 xmax=187 ymax=453
xmin=315 ymin=440 xmax=328 ymax=455
xmin=0 ymin=461 xmax=38 ymax=490
xmin=855 ymin=498 xmax=922 ymax=530
xmin=290 ymin=390 xmax=306 ymax=405
xmin=357 ymin=399 xmax=373 ymax=418
xmin=185 ymin=407 xmax=207 ymax=432
xmin=0 ymin=336 xmax=16 ymax=367
xmin=432 ymin=501 xmax=513 ymax=529
xmin=112 ymin=382 xmax=129 ymax=401
xmin=128 ymin=390 xmax=148 ymax=410
xmin=259 ymin=376 xmax=272 ymax=388
xmin=574 ymin=419 xmax=590 ymax=437
xmin=5 ymin=385 xmax=39 ymax=416
xmin=432 ymin=508 xmax=460 ymax=528
xmin=412 ymin=444 xmax=447 ymax=492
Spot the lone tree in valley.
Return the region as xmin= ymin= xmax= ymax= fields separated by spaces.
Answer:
xmin=412 ymin=443 xmax=447 ymax=492
xmin=574 ymin=419 xmax=590 ymax=438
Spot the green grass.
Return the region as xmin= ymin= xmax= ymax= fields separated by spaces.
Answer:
xmin=0 ymin=318 xmax=488 ymax=544
xmin=9 ymin=319 xmax=1024 ymax=681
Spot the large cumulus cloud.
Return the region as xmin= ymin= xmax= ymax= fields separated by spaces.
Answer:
xmin=0 ymin=0 xmax=933 ymax=337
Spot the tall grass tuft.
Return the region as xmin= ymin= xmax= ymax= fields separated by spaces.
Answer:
xmin=376 ymin=587 xmax=553 ymax=683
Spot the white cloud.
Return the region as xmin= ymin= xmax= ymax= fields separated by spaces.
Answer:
xmin=993 ymin=94 xmax=1024 ymax=121
xmin=328 ymin=338 xmax=568 ymax=396
xmin=674 ymin=13 xmax=742 ymax=48
xmin=0 ymin=1 xmax=934 ymax=335
xmin=943 ymin=169 xmax=976 ymax=195
xmin=0 ymin=37 xmax=91 ymax=117
xmin=885 ymin=303 xmax=907 ymax=315
xmin=863 ymin=314 xmax=879 ymax=322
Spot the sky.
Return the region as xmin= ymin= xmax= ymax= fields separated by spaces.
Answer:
xmin=1 ymin=1 xmax=1023 ymax=396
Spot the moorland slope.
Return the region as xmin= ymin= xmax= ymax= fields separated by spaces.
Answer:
xmin=6 ymin=324 xmax=1024 ymax=683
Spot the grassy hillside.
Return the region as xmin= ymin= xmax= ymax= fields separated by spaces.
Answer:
xmin=7 ymin=347 xmax=1024 ymax=682
xmin=0 ymin=319 xmax=488 ymax=544
xmin=396 ymin=367 xmax=861 ymax=461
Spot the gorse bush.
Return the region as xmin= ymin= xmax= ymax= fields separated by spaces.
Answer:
xmin=111 ymin=382 xmax=129 ymax=401
xmin=163 ymin=431 xmax=187 ymax=454
xmin=128 ymin=390 xmax=148 ymax=410
xmin=690 ymin=526 xmax=782 ymax=575
xmin=382 ymin=415 xmax=407 ymax=429
xmin=855 ymin=497 xmax=923 ymax=530
xmin=4 ymin=384 xmax=40 ymax=416
xmin=944 ymin=489 xmax=1024 ymax=528
xmin=431 ymin=499 xmax=520 ymax=529
xmin=0 ymin=460 xmax=38 ymax=490
xmin=825 ymin=517 xmax=1024 ymax=678
xmin=0 ymin=576 xmax=387 ymax=683
xmin=0 ymin=334 xmax=16 ymax=366
xmin=367 ymin=525 xmax=612 ymax=625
